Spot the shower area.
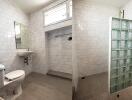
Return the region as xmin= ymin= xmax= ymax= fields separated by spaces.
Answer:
xmin=45 ymin=26 xmax=72 ymax=79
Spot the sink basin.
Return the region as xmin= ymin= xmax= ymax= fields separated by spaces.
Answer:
xmin=17 ymin=49 xmax=33 ymax=57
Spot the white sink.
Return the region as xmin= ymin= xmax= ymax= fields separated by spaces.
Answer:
xmin=17 ymin=49 xmax=33 ymax=57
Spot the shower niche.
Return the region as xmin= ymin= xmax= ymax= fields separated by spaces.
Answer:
xmin=109 ymin=17 xmax=132 ymax=93
xmin=45 ymin=26 xmax=72 ymax=79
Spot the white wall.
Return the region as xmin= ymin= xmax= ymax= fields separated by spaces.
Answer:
xmin=47 ymin=26 xmax=72 ymax=74
xmin=123 ymin=0 xmax=132 ymax=20
xmin=0 ymin=0 xmax=31 ymax=75
xmin=73 ymin=0 xmax=119 ymax=77
xmin=72 ymin=1 xmax=78 ymax=89
xmin=29 ymin=10 xmax=48 ymax=74
xmin=29 ymin=0 xmax=72 ymax=74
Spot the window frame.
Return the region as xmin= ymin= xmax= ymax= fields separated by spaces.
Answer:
xmin=43 ymin=0 xmax=72 ymax=26
xmin=68 ymin=0 xmax=72 ymax=18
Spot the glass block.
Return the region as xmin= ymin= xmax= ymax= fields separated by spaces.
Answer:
xmin=127 ymin=41 xmax=132 ymax=48
xmin=122 ymin=20 xmax=127 ymax=29
xmin=127 ymin=67 xmax=130 ymax=72
xmin=127 ymin=59 xmax=132 ymax=65
xmin=110 ymin=77 xmax=118 ymax=86
xmin=114 ymin=85 xmax=118 ymax=91
xmin=110 ymin=86 xmax=118 ymax=93
xmin=110 ymin=87 xmax=115 ymax=93
xmin=125 ymin=73 xmax=128 ymax=77
xmin=127 ymin=50 xmax=132 ymax=57
xmin=129 ymin=73 xmax=132 ymax=78
xmin=112 ymin=30 xmax=119 ymax=39
xmin=129 ymin=66 xmax=132 ymax=71
xmin=111 ymin=68 xmax=119 ymax=77
xmin=112 ymin=41 xmax=118 ymax=49
xmin=112 ymin=51 xmax=118 ymax=58
xmin=120 ymin=41 xmax=126 ymax=48
xmin=123 ymin=67 xmax=128 ymax=72
xmin=121 ymin=82 xmax=126 ymax=89
xmin=127 ymin=80 xmax=132 ymax=86
xmin=117 ymin=83 xmax=122 ymax=90
xmin=128 ymin=32 xmax=132 ymax=39
xmin=120 ymin=31 xmax=126 ymax=39
xmin=118 ymin=75 xmax=125 ymax=83
xmin=119 ymin=67 xmax=124 ymax=74
xmin=119 ymin=51 xmax=125 ymax=58
xmin=121 ymin=67 xmax=127 ymax=73
xmin=119 ymin=60 xmax=125 ymax=66
xmin=111 ymin=60 xmax=118 ymax=68
xmin=129 ymin=21 xmax=132 ymax=29
xmin=124 ymin=75 xmax=130 ymax=86
xmin=112 ymin=19 xmax=120 ymax=29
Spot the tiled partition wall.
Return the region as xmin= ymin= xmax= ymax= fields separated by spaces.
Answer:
xmin=110 ymin=18 xmax=132 ymax=93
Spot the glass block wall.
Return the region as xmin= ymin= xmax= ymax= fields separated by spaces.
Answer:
xmin=110 ymin=18 xmax=132 ymax=93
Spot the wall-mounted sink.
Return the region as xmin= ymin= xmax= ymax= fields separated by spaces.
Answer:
xmin=17 ymin=49 xmax=33 ymax=57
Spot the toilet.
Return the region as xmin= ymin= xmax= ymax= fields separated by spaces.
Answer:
xmin=0 ymin=64 xmax=25 ymax=100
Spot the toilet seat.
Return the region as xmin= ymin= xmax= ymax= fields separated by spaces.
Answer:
xmin=0 ymin=68 xmax=25 ymax=99
xmin=5 ymin=70 xmax=25 ymax=81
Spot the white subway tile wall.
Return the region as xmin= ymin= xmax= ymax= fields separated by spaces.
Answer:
xmin=29 ymin=0 xmax=72 ymax=74
xmin=0 ymin=0 xmax=31 ymax=75
xmin=73 ymin=0 xmax=119 ymax=77
xmin=47 ymin=26 xmax=72 ymax=74
xmin=29 ymin=10 xmax=48 ymax=74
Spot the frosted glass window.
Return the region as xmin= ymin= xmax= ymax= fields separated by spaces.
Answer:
xmin=15 ymin=24 xmax=20 ymax=35
xmin=69 ymin=1 xmax=72 ymax=17
xmin=45 ymin=3 xmax=67 ymax=26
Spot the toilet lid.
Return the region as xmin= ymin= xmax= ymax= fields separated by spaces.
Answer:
xmin=5 ymin=70 xmax=25 ymax=81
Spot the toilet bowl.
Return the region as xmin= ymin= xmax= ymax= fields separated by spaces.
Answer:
xmin=0 ymin=64 xmax=25 ymax=100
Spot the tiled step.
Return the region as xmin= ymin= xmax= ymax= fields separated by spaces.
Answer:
xmin=47 ymin=70 xmax=72 ymax=80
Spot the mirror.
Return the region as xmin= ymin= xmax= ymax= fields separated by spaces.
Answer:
xmin=14 ymin=22 xmax=30 ymax=49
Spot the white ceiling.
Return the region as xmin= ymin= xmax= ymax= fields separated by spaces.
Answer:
xmin=10 ymin=0 xmax=57 ymax=14
xmin=11 ymin=0 xmax=130 ymax=14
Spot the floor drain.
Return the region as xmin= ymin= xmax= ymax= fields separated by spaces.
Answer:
xmin=81 ymin=77 xmax=85 ymax=79
xmin=117 ymin=94 xmax=120 ymax=98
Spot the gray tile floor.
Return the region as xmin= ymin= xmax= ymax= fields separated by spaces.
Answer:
xmin=16 ymin=72 xmax=72 ymax=100
xmin=76 ymin=72 xmax=132 ymax=100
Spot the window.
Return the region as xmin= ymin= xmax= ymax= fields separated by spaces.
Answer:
xmin=15 ymin=24 xmax=21 ymax=35
xmin=45 ymin=3 xmax=67 ymax=26
xmin=69 ymin=0 xmax=72 ymax=17
xmin=44 ymin=0 xmax=72 ymax=26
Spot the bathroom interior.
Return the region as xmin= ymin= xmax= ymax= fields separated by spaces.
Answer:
xmin=2 ymin=0 xmax=132 ymax=100
xmin=0 ymin=0 xmax=72 ymax=100
xmin=73 ymin=0 xmax=132 ymax=100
